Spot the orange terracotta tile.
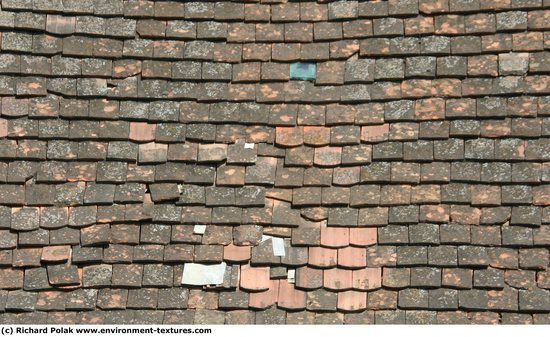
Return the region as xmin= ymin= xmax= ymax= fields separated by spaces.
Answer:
xmin=320 ymin=227 xmax=349 ymax=248
xmin=278 ymin=280 xmax=306 ymax=310
xmin=337 ymin=290 xmax=367 ymax=312
xmin=308 ymin=247 xmax=337 ymax=268
xmin=323 ymin=268 xmax=352 ymax=290
xmin=223 ymin=244 xmax=251 ymax=263
xmin=352 ymin=267 xmax=382 ymax=290
xmin=349 ymin=228 xmax=377 ymax=246
xmin=249 ymin=280 xmax=279 ymax=309
xmin=240 ymin=265 xmax=270 ymax=291
xmin=129 ymin=122 xmax=156 ymax=142
xmin=361 ymin=124 xmax=389 ymax=143
xmin=338 ymin=246 xmax=367 ymax=268
xmin=41 ymin=245 xmax=71 ymax=262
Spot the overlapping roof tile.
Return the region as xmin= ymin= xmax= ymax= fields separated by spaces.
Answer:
xmin=0 ymin=0 xmax=550 ymax=325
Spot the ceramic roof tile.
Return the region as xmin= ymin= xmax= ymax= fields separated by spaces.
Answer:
xmin=0 ymin=0 xmax=548 ymax=323
xmin=223 ymin=244 xmax=251 ymax=263
xmin=308 ymin=247 xmax=337 ymax=269
xmin=338 ymin=290 xmax=367 ymax=312
xmin=240 ymin=265 xmax=270 ymax=291
xmin=338 ymin=247 xmax=367 ymax=268
xmin=324 ymin=268 xmax=352 ymax=290
xmin=277 ymin=280 xmax=306 ymax=310
xmin=249 ymin=280 xmax=279 ymax=310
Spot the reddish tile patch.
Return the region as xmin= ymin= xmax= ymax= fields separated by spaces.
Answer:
xmin=361 ymin=124 xmax=389 ymax=143
xmin=41 ymin=245 xmax=71 ymax=262
xmin=349 ymin=228 xmax=377 ymax=246
xmin=338 ymin=247 xmax=367 ymax=268
xmin=278 ymin=280 xmax=306 ymax=310
xmin=308 ymin=247 xmax=338 ymax=268
xmin=249 ymin=280 xmax=279 ymax=309
xmin=0 ymin=0 xmax=546 ymax=322
xmin=321 ymin=227 xmax=349 ymax=248
xmin=129 ymin=123 xmax=156 ymax=142
xmin=337 ymin=290 xmax=367 ymax=312
xmin=240 ymin=265 xmax=270 ymax=291
xmin=223 ymin=244 xmax=251 ymax=262
xmin=324 ymin=268 xmax=352 ymax=290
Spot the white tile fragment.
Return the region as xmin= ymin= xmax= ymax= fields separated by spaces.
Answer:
xmin=271 ymin=236 xmax=285 ymax=256
xmin=287 ymin=269 xmax=296 ymax=284
xmin=244 ymin=143 xmax=255 ymax=149
xmin=194 ymin=224 xmax=206 ymax=234
xmin=182 ymin=262 xmax=227 ymax=285
xmin=261 ymin=235 xmax=286 ymax=257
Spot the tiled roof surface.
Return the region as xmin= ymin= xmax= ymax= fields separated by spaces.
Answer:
xmin=0 ymin=0 xmax=550 ymax=325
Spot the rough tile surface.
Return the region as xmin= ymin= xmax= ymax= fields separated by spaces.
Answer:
xmin=0 ymin=0 xmax=549 ymax=325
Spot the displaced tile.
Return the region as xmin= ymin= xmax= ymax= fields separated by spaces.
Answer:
xmin=41 ymin=246 xmax=71 ymax=263
xmin=240 ymin=265 xmax=270 ymax=291
xmin=181 ymin=263 xmax=227 ymax=286
xmin=278 ymin=280 xmax=306 ymax=310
